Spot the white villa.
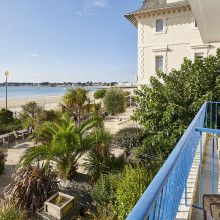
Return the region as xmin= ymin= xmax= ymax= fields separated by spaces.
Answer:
xmin=125 ymin=0 xmax=220 ymax=85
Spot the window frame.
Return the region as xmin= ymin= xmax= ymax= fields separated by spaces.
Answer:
xmin=155 ymin=56 xmax=164 ymax=72
xmin=153 ymin=18 xmax=167 ymax=35
xmin=156 ymin=19 xmax=164 ymax=32
xmin=194 ymin=52 xmax=204 ymax=60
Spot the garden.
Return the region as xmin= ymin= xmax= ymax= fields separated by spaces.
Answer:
xmin=1 ymin=49 xmax=220 ymax=219
xmin=0 ymin=87 xmax=155 ymax=220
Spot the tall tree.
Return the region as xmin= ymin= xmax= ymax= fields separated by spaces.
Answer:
xmin=132 ymin=49 xmax=220 ymax=159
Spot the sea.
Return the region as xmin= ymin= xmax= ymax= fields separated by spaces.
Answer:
xmin=0 ymin=86 xmax=103 ymax=100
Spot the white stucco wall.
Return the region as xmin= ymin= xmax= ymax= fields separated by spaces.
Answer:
xmin=137 ymin=7 xmax=220 ymax=85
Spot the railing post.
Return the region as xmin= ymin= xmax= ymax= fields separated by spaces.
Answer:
xmin=199 ymin=131 xmax=202 ymax=208
xmin=216 ymin=103 xmax=218 ymax=129
xmin=210 ymin=103 xmax=212 ymax=129
xmin=212 ymin=133 xmax=215 ymax=194
xmin=206 ymin=105 xmax=208 ymax=128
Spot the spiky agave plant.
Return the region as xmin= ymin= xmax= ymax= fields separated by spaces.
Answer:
xmin=3 ymin=165 xmax=58 ymax=215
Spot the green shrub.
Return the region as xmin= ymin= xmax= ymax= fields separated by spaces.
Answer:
xmin=103 ymin=88 xmax=125 ymax=115
xmin=112 ymin=127 xmax=144 ymax=149
xmin=20 ymin=101 xmax=44 ymax=119
xmin=111 ymin=164 xmax=153 ymax=220
xmin=0 ymin=120 xmax=22 ymax=135
xmin=93 ymin=103 xmax=101 ymax=115
xmin=91 ymin=173 xmax=119 ymax=207
xmin=94 ymin=89 xmax=107 ymax=100
xmin=92 ymin=163 xmax=153 ymax=220
xmin=123 ymin=91 xmax=131 ymax=97
xmin=0 ymin=109 xmax=14 ymax=124
xmin=35 ymin=110 xmax=58 ymax=129
xmin=0 ymin=198 xmax=27 ymax=220
xmin=87 ymin=205 xmax=117 ymax=220
xmin=0 ymin=109 xmax=22 ymax=135
xmin=0 ymin=147 xmax=7 ymax=174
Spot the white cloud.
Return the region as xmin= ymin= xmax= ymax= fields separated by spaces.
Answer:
xmin=76 ymin=0 xmax=108 ymax=16
xmin=76 ymin=11 xmax=83 ymax=16
xmin=24 ymin=53 xmax=40 ymax=57
xmin=94 ymin=0 xmax=108 ymax=7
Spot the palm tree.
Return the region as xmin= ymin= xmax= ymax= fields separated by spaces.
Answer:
xmin=20 ymin=115 xmax=102 ymax=180
xmin=83 ymin=129 xmax=125 ymax=183
xmin=63 ymin=88 xmax=90 ymax=124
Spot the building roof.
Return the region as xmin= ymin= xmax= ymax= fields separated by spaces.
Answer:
xmin=125 ymin=0 xmax=190 ymax=28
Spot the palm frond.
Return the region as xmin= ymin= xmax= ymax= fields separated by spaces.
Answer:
xmin=20 ymin=144 xmax=50 ymax=167
xmin=37 ymin=121 xmax=60 ymax=137
xmin=76 ymin=115 xmax=103 ymax=135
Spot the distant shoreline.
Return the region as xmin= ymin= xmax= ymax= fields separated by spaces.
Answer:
xmin=0 ymin=87 xmax=136 ymax=113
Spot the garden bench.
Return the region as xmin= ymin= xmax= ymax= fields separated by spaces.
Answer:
xmin=203 ymin=194 xmax=220 ymax=220
xmin=4 ymin=134 xmax=15 ymax=148
xmin=16 ymin=129 xmax=29 ymax=140
xmin=0 ymin=133 xmax=15 ymax=147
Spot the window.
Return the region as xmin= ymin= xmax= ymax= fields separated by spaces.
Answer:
xmin=156 ymin=56 xmax=163 ymax=72
xmin=195 ymin=53 xmax=204 ymax=60
xmin=156 ymin=19 xmax=164 ymax=32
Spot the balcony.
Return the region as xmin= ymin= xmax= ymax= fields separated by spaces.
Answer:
xmin=126 ymin=102 xmax=220 ymax=220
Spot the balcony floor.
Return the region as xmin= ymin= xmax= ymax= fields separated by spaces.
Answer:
xmin=191 ymin=135 xmax=220 ymax=219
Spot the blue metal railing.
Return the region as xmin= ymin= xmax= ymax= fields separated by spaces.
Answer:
xmin=126 ymin=102 xmax=208 ymax=220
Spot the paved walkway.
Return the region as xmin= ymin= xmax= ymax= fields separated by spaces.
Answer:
xmin=191 ymin=135 xmax=220 ymax=220
xmin=104 ymin=107 xmax=138 ymax=134
xmin=0 ymin=140 xmax=34 ymax=195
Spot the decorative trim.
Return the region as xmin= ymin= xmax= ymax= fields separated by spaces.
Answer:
xmin=152 ymin=45 xmax=168 ymax=52
xmin=190 ymin=43 xmax=210 ymax=49
xmin=136 ymin=5 xmax=191 ymax=20
xmin=138 ymin=40 xmax=204 ymax=48
xmin=139 ymin=23 xmax=145 ymax=80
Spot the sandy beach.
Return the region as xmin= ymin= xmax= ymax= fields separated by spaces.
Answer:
xmin=0 ymin=88 xmax=135 ymax=113
xmin=0 ymin=91 xmax=96 ymax=113
xmin=0 ymin=95 xmax=63 ymax=113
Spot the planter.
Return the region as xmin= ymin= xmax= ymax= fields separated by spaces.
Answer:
xmin=44 ymin=192 xmax=75 ymax=219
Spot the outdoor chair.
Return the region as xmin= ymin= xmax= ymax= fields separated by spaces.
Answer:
xmin=23 ymin=129 xmax=30 ymax=138
xmin=13 ymin=131 xmax=23 ymax=144
xmin=203 ymin=194 xmax=220 ymax=220
xmin=28 ymin=126 xmax=33 ymax=135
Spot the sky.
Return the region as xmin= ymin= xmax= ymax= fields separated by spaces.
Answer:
xmin=0 ymin=0 xmax=142 ymax=83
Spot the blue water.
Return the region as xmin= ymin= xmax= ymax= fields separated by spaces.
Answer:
xmin=0 ymin=86 xmax=102 ymax=100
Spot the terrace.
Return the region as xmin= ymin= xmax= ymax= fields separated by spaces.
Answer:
xmin=126 ymin=102 xmax=220 ymax=220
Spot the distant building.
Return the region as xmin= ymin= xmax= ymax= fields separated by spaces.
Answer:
xmin=125 ymin=0 xmax=220 ymax=85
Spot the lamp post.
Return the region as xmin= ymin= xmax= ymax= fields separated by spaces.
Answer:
xmin=4 ymin=71 xmax=9 ymax=110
